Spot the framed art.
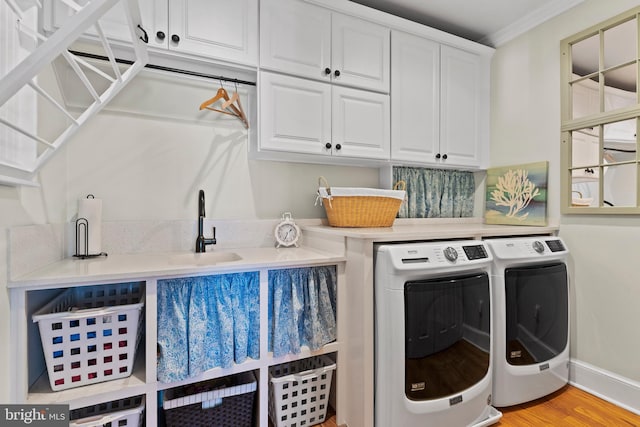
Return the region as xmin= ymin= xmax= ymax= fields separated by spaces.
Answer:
xmin=485 ymin=161 xmax=548 ymax=226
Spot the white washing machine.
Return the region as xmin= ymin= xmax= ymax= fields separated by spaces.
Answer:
xmin=485 ymin=237 xmax=570 ymax=407
xmin=374 ymin=240 xmax=502 ymax=427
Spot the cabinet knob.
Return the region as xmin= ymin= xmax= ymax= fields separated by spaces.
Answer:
xmin=324 ymin=67 xmax=332 ymax=75
xmin=156 ymin=31 xmax=166 ymax=40
xmin=442 ymin=154 xmax=448 ymax=160
xmin=435 ymin=153 xmax=441 ymax=159
xmin=334 ymin=70 xmax=341 ymax=77
xmin=335 ymin=143 xmax=342 ymax=150
xmin=171 ymin=34 xmax=180 ymax=43
xmin=325 ymin=142 xmax=332 ymax=149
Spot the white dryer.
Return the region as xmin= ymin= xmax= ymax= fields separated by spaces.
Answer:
xmin=374 ymin=240 xmax=502 ymax=427
xmin=485 ymin=237 xmax=570 ymax=407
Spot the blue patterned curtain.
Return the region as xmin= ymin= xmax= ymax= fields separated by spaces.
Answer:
xmin=157 ymin=272 xmax=260 ymax=383
xmin=393 ymin=166 xmax=475 ymax=218
xmin=268 ymin=266 xmax=337 ymax=358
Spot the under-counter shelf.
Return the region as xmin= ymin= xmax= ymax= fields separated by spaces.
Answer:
xmin=155 ymin=342 xmax=341 ymax=393
xmin=156 ymin=358 xmax=263 ymax=392
xmin=26 ymin=347 xmax=147 ymax=409
xmin=267 ymin=342 xmax=341 ymax=365
xmin=11 ymin=260 xmax=345 ymax=427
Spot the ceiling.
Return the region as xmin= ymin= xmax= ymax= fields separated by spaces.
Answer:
xmin=349 ymin=0 xmax=585 ymax=47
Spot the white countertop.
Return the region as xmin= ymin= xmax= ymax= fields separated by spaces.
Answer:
xmin=8 ymin=246 xmax=346 ymax=289
xmin=8 ymin=219 xmax=558 ymax=290
xmin=301 ymin=219 xmax=558 ymax=241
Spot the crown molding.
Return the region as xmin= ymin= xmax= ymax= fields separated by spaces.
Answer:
xmin=482 ymin=0 xmax=585 ymax=47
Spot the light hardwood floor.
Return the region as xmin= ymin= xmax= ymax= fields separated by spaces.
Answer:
xmin=496 ymin=385 xmax=640 ymax=426
xmin=318 ymin=385 xmax=640 ymax=426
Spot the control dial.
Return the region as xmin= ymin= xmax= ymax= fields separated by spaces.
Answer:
xmin=532 ymin=240 xmax=545 ymax=253
xmin=443 ymin=246 xmax=458 ymax=262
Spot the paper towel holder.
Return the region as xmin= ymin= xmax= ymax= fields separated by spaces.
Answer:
xmin=74 ymin=195 xmax=108 ymax=259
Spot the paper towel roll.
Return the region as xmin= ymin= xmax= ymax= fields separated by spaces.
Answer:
xmin=77 ymin=195 xmax=102 ymax=255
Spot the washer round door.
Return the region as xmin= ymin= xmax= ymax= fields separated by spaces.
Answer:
xmin=404 ymin=272 xmax=491 ymax=401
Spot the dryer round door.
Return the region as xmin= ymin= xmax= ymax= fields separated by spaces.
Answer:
xmin=504 ymin=262 xmax=568 ymax=365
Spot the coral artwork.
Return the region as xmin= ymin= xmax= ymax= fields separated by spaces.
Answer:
xmin=490 ymin=169 xmax=540 ymax=219
xmin=485 ymin=161 xmax=548 ymax=226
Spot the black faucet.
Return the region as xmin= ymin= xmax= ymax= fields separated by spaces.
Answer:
xmin=195 ymin=189 xmax=216 ymax=252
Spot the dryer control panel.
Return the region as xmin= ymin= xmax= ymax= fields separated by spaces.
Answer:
xmin=485 ymin=237 xmax=568 ymax=261
xmin=546 ymin=239 xmax=566 ymax=252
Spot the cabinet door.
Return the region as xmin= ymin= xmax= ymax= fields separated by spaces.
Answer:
xmin=390 ymin=31 xmax=439 ymax=164
xmin=331 ymin=13 xmax=390 ymax=93
xmin=140 ymin=0 xmax=168 ymax=49
xmin=259 ymin=72 xmax=332 ymax=155
xmin=332 ymin=86 xmax=390 ymax=160
xmin=168 ymin=0 xmax=258 ymax=66
xmin=44 ymin=0 xmax=142 ymax=43
xmin=440 ymin=45 xmax=483 ymax=167
xmin=260 ymin=0 xmax=331 ymax=81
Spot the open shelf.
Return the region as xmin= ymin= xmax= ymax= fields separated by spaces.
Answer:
xmin=27 ymin=346 xmax=147 ymax=409
xmin=268 ymin=342 xmax=341 ymax=366
xmin=14 ymin=262 xmax=343 ymax=426
xmin=156 ymin=358 xmax=263 ymax=391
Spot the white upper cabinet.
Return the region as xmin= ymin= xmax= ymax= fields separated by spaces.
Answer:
xmin=330 ymin=13 xmax=390 ymax=93
xmin=260 ymin=0 xmax=390 ymax=93
xmin=391 ymin=31 xmax=440 ymax=163
xmin=45 ymin=0 xmax=258 ymax=67
xmin=157 ymin=0 xmax=257 ymax=66
xmin=440 ymin=45 xmax=484 ymax=168
xmin=391 ymin=30 xmax=490 ymax=169
xmin=259 ymin=72 xmax=331 ymax=156
xmin=332 ymin=85 xmax=390 ymax=159
xmin=259 ymin=72 xmax=390 ymax=160
xmin=259 ymin=0 xmax=331 ymax=81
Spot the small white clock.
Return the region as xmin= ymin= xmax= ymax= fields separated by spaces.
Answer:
xmin=275 ymin=212 xmax=301 ymax=248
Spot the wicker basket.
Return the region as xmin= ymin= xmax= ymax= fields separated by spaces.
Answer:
xmin=163 ymin=371 xmax=256 ymax=427
xmin=571 ymin=190 xmax=593 ymax=207
xmin=317 ymin=176 xmax=406 ymax=227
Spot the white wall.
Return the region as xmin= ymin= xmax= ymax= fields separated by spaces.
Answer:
xmin=491 ymin=0 xmax=640 ymax=383
xmin=0 ymin=66 xmax=379 ymax=402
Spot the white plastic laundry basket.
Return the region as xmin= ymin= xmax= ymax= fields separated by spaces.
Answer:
xmin=32 ymin=282 xmax=144 ymax=391
xmin=268 ymin=355 xmax=336 ymax=427
xmin=69 ymin=395 xmax=145 ymax=427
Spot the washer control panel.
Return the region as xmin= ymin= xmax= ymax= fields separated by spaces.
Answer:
xmin=378 ymin=241 xmax=492 ymax=272
xmin=485 ymin=237 xmax=568 ymax=260
xmin=443 ymin=246 xmax=458 ymax=261
xmin=463 ymin=244 xmax=489 ymax=260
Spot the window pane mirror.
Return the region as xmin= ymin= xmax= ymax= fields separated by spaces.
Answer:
xmin=561 ymin=7 xmax=640 ymax=213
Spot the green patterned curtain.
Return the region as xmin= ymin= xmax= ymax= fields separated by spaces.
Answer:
xmin=393 ymin=166 xmax=475 ymax=218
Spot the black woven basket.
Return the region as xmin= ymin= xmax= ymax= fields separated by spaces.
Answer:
xmin=164 ymin=393 xmax=254 ymax=427
xmin=163 ymin=371 xmax=256 ymax=427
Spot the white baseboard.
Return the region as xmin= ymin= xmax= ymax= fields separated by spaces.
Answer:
xmin=569 ymin=359 xmax=640 ymax=415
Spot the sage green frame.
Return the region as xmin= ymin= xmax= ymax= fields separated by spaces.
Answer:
xmin=560 ymin=6 xmax=640 ymax=214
